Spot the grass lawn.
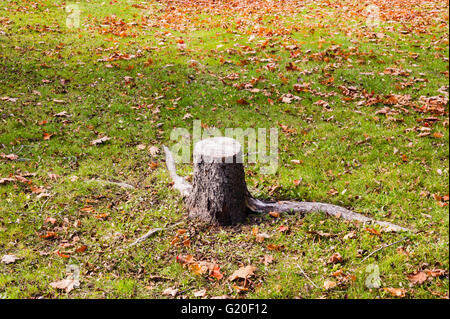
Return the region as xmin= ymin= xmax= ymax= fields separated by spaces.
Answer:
xmin=0 ymin=0 xmax=448 ymax=299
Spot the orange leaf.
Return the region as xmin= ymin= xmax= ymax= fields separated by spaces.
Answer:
xmin=383 ymin=287 xmax=406 ymax=298
xmin=323 ymin=279 xmax=337 ymax=290
xmin=76 ymin=245 xmax=87 ymax=253
xmin=268 ymin=211 xmax=280 ymax=218
xmin=267 ymin=244 xmax=284 ymax=251
xmin=210 ymin=266 xmax=223 ymax=280
xmin=56 ymin=250 xmax=70 ymax=258
xmin=278 ymin=225 xmax=289 ymax=232
xmin=365 ymin=227 xmax=382 ymax=237
xmin=40 ymin=231 xmax=58 ymax=239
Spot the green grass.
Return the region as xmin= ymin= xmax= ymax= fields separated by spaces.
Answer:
xmin=0 ymin=0 xmax=448 ymax=299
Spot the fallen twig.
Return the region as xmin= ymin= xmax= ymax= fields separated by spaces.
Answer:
xmin=127 ymin=221 xmax=183 ymax=248
xmin=296 ymin=264 xmax=318 ymax=289
xmin=86 ymin=179 xmax=135 ymax=189
xmin=361 ymin=237 xmax=408 ymax=262
xmin=128 ymin=228 xmax=164 ymax=247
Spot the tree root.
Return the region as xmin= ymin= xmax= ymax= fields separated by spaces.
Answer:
xmin=163 ymin=146 xmax=411 ymax=232
xmin=245 ymin=193 xmax=410 ymax=232
xmin=163 ymin=146 xmax=192 ymax=197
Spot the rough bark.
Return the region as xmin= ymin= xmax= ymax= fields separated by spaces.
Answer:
xmin=186 ymin=137 xmax=247 ymax=225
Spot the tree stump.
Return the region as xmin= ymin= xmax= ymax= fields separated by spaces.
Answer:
xmin=186 ymin=137 xmax=247 ymax=225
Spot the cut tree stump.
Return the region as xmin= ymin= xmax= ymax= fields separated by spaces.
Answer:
xmin=163 ymin=137 xmax=410 ymax=232
xmin=186 ymin=137 xmax=247 ymax=225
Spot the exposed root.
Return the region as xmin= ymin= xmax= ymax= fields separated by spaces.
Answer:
xmin=245 ymin=193 xmax=410 ymax=232
xmin=127 ymin=228 xmax=163 ymax=247
xmin=163 ymin=146 xmax=193 ymax=197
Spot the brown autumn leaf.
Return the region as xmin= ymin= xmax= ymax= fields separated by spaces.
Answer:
xmin=91 ymin=136 xmax=111 ymax=145
xmin=0 ymin=153 xmax=18 ymax=160
xmin=40 ymin=231 xmax=58 ymax=239
xmin=263 ymin=254 xmax=274 ymax=265
xmin=228 ymin=265 xmax=257 ymax=281
xmin=343 ymin=231 xmax=357 ymax=240
xmin=149 ymin=146 xmax=159 ymax=155
xmin=44 ymin=217 xmax=57 ymax=224
xmin=266 ymin=244 xmax=284 ymax=251
xmin=149 ymin=161 xmax=159 ymax=170
xmin=383 ymin=287 xmax=407 ymax=298
xmin=54 ymin=111 xmax=70 ymax=117
xmin=268 ymin=211 xmax=280 ymax=218
xmin=193 ymin=289 xmax=207 ymax=297
xmin=76 ymin=245 xmax=88 ymax=253
xmin=0 ymin=178 xmax=15 ymax=184
xmin=56 ymin=250 xmax=70 ymax=258
xmin=426 ymin=269 xmax=447 ymax=277
xmin=328 ymin=252 xmax=343 ymax=264
xmin=210 ymin=265 xmax=224 ymax=281
xmin=136 ymin=144 xmax=146 ymax=150
xmin=407 ymin=271 xmax=428 ymax=285
xmin=50 ymin=278 xmax=78 ymax=293
xmin=162 ymin=287 xmax=178 ymax=297
xmin=1 ymin=254 xmax=19 ymax=264
xmin=278 ymin=225 xmax=289 ymax=232
xmin=323 ymin=279 xmax=337 ymax=290
xmin=236 ymin=98 xmax=249 ymax=105
xmin=43 ymin=133 xmax=53 ymax=140
xmin=365 ymin=227 xmax=382 ymax=237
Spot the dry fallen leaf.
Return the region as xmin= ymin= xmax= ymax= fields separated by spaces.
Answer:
xmin=383 ymin=287 xmax=406 ymax=298
xmin=407 ymin=271 xmax=428 ymax=285
xmin=91 ymin=136 xmax=111 ymax=145
xmin=323 ymin=279 xmax=337 ymax=290
xmin=365 ymin=227 xmax=382 ymax=237
xmin=263 ymin=254 xmax=274 ymax=265
xmin=228 ymin=265 xmax=257 ymax=281
xmin=136 ymin=144 xmax=146 ymax=150
xmin=50 ymin=278 xmax=78 ymax=293
xmin=0 ymin=153 xmax=18 ymax=160
xmin=268 ymin=211 xmax=280 ymax=218
xmin=54 ymin=111 xmax=70 ymax=117
xmin=1 ymin=254 xmax=19 ymax=264
xmin=255 ymin=232 xmax=270 ymax=242
xmin=328 ymin=252 xmax=343 ymax=264
xmin=210 ymin=295 xmax=232 ymax=299
xmin=0 ymin=178 xmax=15 ymax=184
xmin=162 ymin=287 xmax=178 ymax=297
xmin=149 ymin=146 xmax=159 ymax=156
xmin=343 ymin=231 xmax=357 ymax=240
xmin=426 ymin=269 xmax=447 ymax=277
xmin=193 ymin=289 xmax=207 ymax=297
